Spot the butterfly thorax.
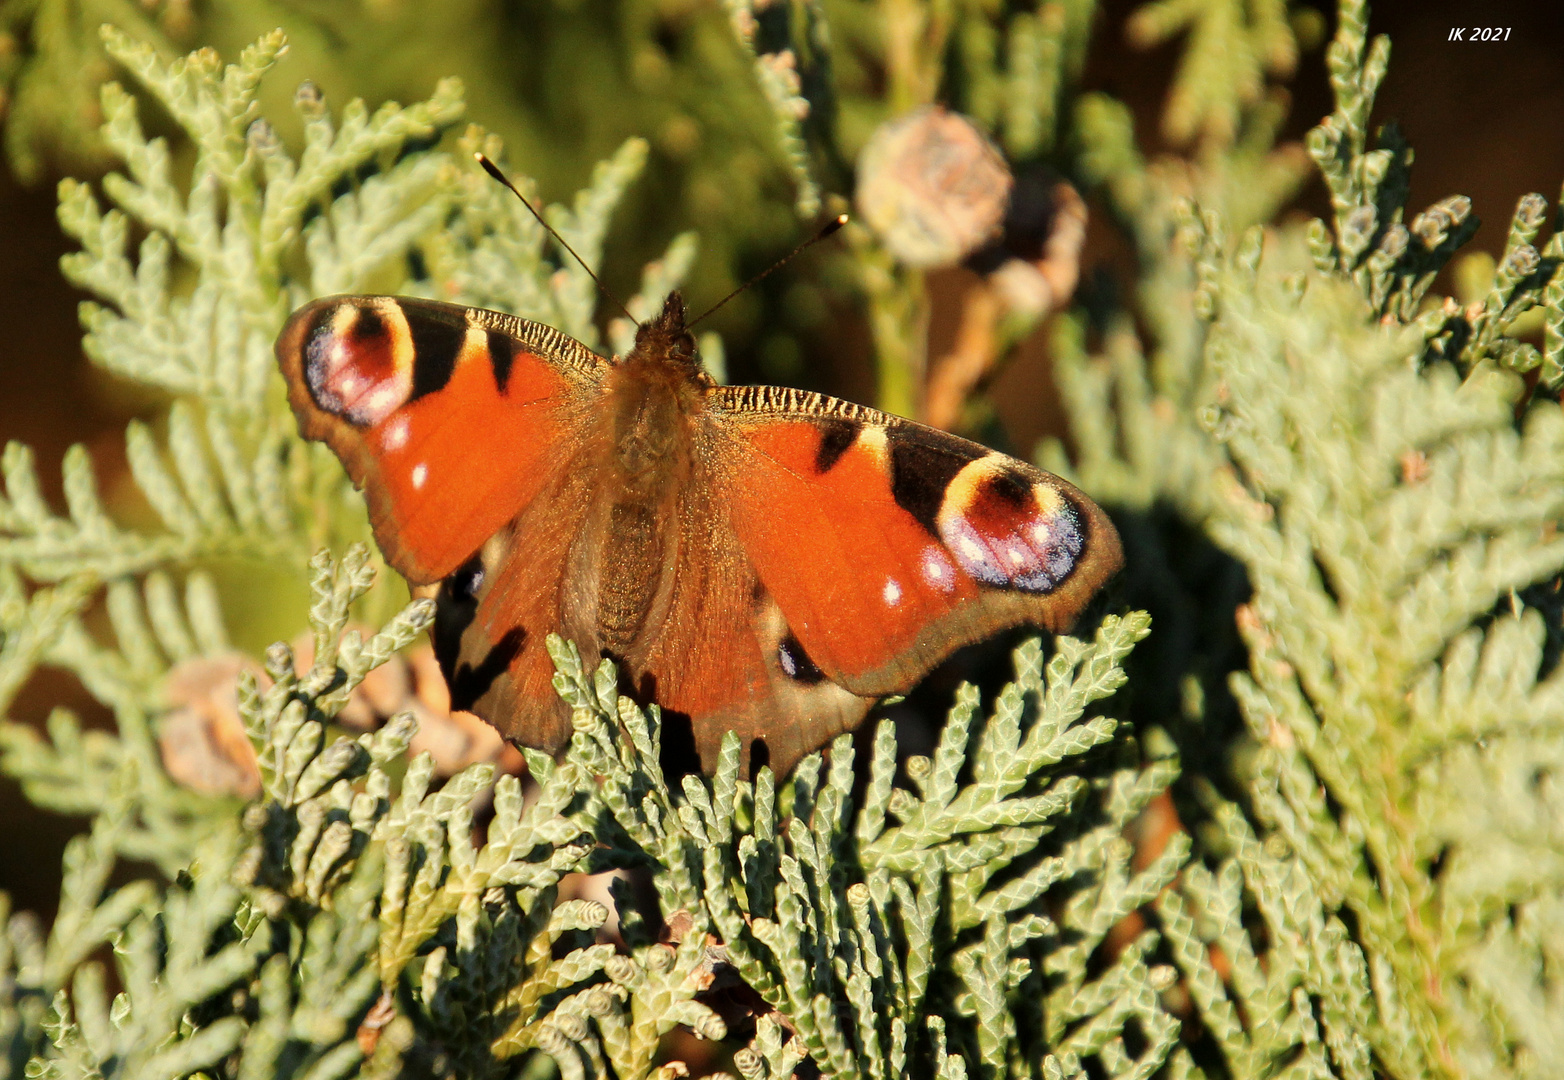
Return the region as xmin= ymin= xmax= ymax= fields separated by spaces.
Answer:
xmin=604 ymin=293 xmax=708 ymax=493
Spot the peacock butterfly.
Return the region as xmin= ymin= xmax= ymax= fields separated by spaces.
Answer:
xmin=275 ymin=289 xmax=1121 ymax=777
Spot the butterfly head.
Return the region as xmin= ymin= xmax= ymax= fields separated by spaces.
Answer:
xmin=628 ymin=291 xmax=702 ymax=377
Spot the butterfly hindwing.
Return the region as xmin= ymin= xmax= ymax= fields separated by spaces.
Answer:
xmin=428 ymin=463 xmax=603 ymax=757
xmin=276 ymin=295 xmax=605 ymax=584
xmin=708 ymin=386 xmax=1122 ymax=697
xmin=628 ymin=462 xmax=873 ymax=774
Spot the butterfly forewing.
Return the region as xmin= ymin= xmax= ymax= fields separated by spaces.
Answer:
xmin=707 ymin=386 xmax=1122 ymax=698
xmin=276 ymin=295 xmax=604 ymax=584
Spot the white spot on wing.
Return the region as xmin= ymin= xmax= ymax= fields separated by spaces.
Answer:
xmin=920 ymin=548 xmax=956 ymax=592
xmin=381 ymin=416 xmax=410 ymax=452
xmin=411 ymin=463 xmax=428 ymax=490
xmin=364 ymin=385 xmax=401 ymax=421
xmin=882 ymin=578 xmax=902 ymax=606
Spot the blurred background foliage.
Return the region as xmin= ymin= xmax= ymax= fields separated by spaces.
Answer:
xmin=3 ymin=0 xmax=1564 ymax=1075
xmin=4 ymin=0 xmax=1556 ymax=430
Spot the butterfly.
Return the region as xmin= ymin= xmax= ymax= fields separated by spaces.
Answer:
xmin=276 ymin=290 xmax=1121 ymax=777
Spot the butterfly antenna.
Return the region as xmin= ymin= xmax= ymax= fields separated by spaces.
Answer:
xmin=475 ymin=153 xmax=635 ymax=325
xmin=688 ymin=213 xmax=849 ymax=330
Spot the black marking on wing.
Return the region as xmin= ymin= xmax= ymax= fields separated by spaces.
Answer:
xmin=449 ymin=554 xmax=486 ymax=601
xmin=447 ymin=627 xmax=526 ymax=714
xmin=814 ymin=418 xmax=862 ymax=473
xmin=408 ymin=309 xmax=465 ymax=402
xmin=433 ymin=545 xmax=524 ymax=713
xmin=432 ymin=551 xmax=485 ymax=690
xmin=983 ymin=467 xmax=1033 ymax=508
xmin=889 ymin=431 xmax=979 ymax=537
xmin=488 ymin=330 xmax=517 ymax=394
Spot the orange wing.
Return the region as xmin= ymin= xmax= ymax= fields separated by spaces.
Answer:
xmin=623 ymin=467 xmax=873 ymax=776
xmin=277 ymin=296 xmax=608 ymax=753
xmin=424 ymin=464 xmax=603 ymax=756
xmin=276 ymin=296 xmax=605 ymax=584
xmin=706 ymin=386 xmax=1122 ymax=698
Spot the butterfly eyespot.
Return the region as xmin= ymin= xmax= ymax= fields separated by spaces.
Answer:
xmin=302 ymin=302 xmax=410 ymax=428
xmin=777 ymin=633 xmax=825 ymax=685
xmin=929 ymin=461 xmax=1089 ymax=594
xmin=448 ymin=555 xmax=486 ymax=599
xmin=938 ymin=503 xmax=1084 ymax=593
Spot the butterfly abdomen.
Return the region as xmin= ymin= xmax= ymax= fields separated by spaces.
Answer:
xmin=595 ymin=499 xmax=668 ymax=655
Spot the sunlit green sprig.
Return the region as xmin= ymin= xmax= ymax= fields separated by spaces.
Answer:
xmin=721 ymin=0 xmax=824 ymax=216
xmin=549 ymin=615 xmax=1179 ymax=1080
xmin=6 ymin=549 xmax=452 ymax=1080
xmin=1176 ymin=216 xmax=1564 ymax=1078
xmin=1298 ymin=1 xmax=1564 ymax=390
xmin=1127 ymin=0 xmax=1297 ymax=148
xmin=0 ymin=564 xmax=245 ymax=875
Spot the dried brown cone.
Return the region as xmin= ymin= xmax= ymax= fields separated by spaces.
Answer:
xmin=922 ymin=180 xmax=1087 ymax=430
xmin=157 ymin=634 xmax=506 ymax=798
xmin=856 ymin=106 xmax=1013 ymax=270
